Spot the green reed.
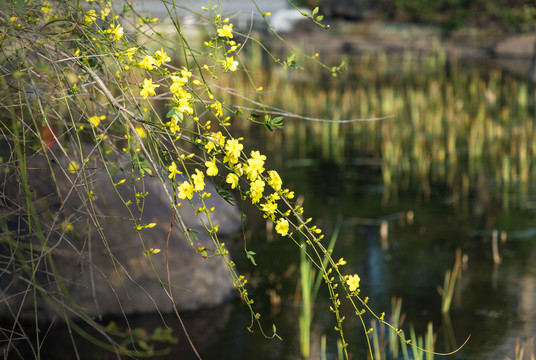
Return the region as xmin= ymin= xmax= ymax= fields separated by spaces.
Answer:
xmin=368 ymin=297 xmax=436 ymax=360
xmin=299 ymin=224 xmax=341 ymax=359
xmin=439 ymin=249 xmax=462 ymax=313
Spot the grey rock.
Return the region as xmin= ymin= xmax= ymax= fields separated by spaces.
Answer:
xmin=0 ymin=142 xmax=240 ymax=321
xmin=494 ymin=33 xmax=536 ymax=60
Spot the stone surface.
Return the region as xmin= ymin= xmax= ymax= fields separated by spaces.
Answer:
xmin=282 ymin=20 xmax=536 ymax=79
xmin=494 ymin=33 xmax=536 ymax=59
xmin=0 ymin=143 xmax=241 ymax=321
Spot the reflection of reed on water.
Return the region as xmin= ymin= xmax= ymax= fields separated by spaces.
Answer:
xmin=209 ymin=49 xmax=535 ymax=210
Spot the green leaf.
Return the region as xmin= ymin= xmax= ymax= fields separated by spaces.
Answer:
xmin=217 ymin=188 xmax=236 ymax=205
xmin=139 ymin=163 xmax=153 ymax=177
xmin=165 ymin=108 xmax=175 ymax=118
xmin=246 ymin=250 xmax=257 ymax=265
xmin=187 ymin=228 xmax=199 ymax=243
xmin=272 ymin=324 xmax=283 ymax=340
xmin=166 ymin=108 xmax=184 ymax=124
xmin=316 ymin=15 xmax=323 ymax=22
xmin=312 ymin=7 xmax=319 ymax=16
xmin=272 ymin=116 xmax=283 ymax=125
xmin=264 ymin=115 xmax=284 ymax=131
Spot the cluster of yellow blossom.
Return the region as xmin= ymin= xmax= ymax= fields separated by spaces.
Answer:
xmin=245 ymin=151 xmax=266 ymax=181
xmin=81 ymin=0 xmax=119 ymax=42
xmin=85 ymin=10 xmax=98 ymax=25
xmin=202 ymin=11 xmax=241 ymax=73
xmin=84 ymin=6 xmax=111 ymax=25
xmin=104 ymin=23 xmax=123 ymax=41
xmin=135 ymin=49 xmax=176 ymax=102
xmin=168 ymin=128 xmax=295 ymax=238
xmin=166 ymin=67 xmax=194 ymax=134
xmin=41 ymin=1 xmax=52 ymax=14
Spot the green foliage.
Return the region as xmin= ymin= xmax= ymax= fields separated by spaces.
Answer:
xmin=294 ymin=0 xmax=536 ymax=30
xmin=377 ymin=0 xmax=536 ymax=29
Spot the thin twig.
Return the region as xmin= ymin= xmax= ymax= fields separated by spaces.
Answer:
xmin=165 ymin=208 xmax=202 ymax=360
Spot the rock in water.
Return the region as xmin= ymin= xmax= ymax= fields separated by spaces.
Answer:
xmin=0 ymin=143 xmax=240 ymax=321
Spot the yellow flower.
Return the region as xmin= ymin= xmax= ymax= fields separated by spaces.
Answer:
xmin=177 ymin=97 xmax=193 ymax=114
xmin=283 ymin=189 xmax=295 ymax=199
xmin=88 ymin=116 xmax=100 ymax=127
xmin=205 ymin=158 xmax=218 ymax=176
xmin=100 ymin=6 xmax=111 ymax=20
xmin=260 ymin=201 xmax=277 ymax=219
xmin=140 ymin=78 xmax=159 ymax=98
xmin=249 ymin=178 xmax=265 ymax=204
xmin=220 ymin=56 xmax=238 ymax=72
xmin=229 ymin=43 xmax=240 ymax=52
xmin=172 ymin=87 xmax=193 ymax=114
xmin=124 ymin=47 xmax=138 ymax=62
xmin=210 ymin=100 xmax=223 ymax=117
xmin=178 ymin=181 xmax=194 ymax=200
xmin=169 ymin=75 xmax=188 ymax=93
xmin=154 ymin=48 xmax=171 ymax=66
xmin=275 ymin=218 xmax=289 ymax=236
xmin=107 ymin=23 xmax=124 ymax=41
xmin=346 ymin=274 xmax=360 ymax=292
xmin=180 ymin=67 xmax=192 ymax=78
xmin=138 ymin=55 xmax=156 ymax=70
xmin=68 ymin=161 xmax=80 ymax=174
xmin=267 ymin=170 xmax=282 ymax=191
xmin=167 ymin=120 xmax=181 ymax=134
xmin=205 ymin=131 xmax=226 ymax=153
xmin=217 ymin=24 xmax=233 ymax=38
xmin=245 ymin=151 xmax=266 ymax=181
xmin=41 ymin=2 xmax=52 ymax=14
xmin=226 ymin=173 xmax=239 ymax=189
xmin=62 ymin=220 xmax=74 ymax=232
xmin=191 ymin=168 xmax=205 ymax=192
xmin=168 ymin=161 xmax=182 ymax=179
xmin=267 ymin=192 xmax=280 ymax=202
xmin=224 ymin=139 xmax=243 ymax=164
xmin=136 ymin=126 xmax=147 ymax=138
xmin=337 ymin=258 xmax=347 ymax=266
xmin=85 ymin=10 xmax=97 ymax=25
